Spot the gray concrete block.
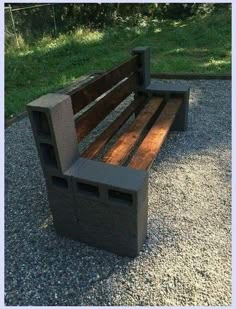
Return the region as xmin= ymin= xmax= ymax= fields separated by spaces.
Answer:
xmin=65 ymin=158 xmax=149 ymax=257
xmin=132 ymin=47 xmax=151 ymax=91
xmin=43 ymin=160 xmax=149 ymax=257
xmin=146 ymin=80 xmax=190 ymax=131
xmin=27 ymin=93 xmax=79 ymax=174
xmin=52 ymin=218 xmax=78 ymax=238
xmin=75 ymin=220 xmax=138 ymax=257
xmin=49 ymin=194 xmax=79 ymax=239
xmin=147 ymin=80 xmax=189 ymax=93
xmin=171 ymin=89 xmax=190 ymax=131
xmin=45 ymin=171 xmax=79 ymax=238
xmin=66 ymin=157 xmax=148 ymax=193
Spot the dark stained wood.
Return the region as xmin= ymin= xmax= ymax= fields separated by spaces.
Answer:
xmin=57 ymin=72 xmax=103 ymax=95
xmin=102 ymin=97 xmax=164 ymax=166
xmin=128 ymin=98 xmax=182 ymax=170
xmin=81 ymin=96 xmax=146 ymax=160
xmin=70 ymin=55 xmax=139 ymax=114
xmin=75 ymin=73 xmax=138 ymax=142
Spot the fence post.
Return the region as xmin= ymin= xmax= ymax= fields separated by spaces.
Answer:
xmin=51 ymin=4 xmax=57 ymax=36
xmin=8 ymin=4 xmax=20 ymax=48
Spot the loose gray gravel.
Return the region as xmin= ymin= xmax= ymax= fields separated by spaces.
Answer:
xmin=5 ymin=79 xmax=231 ymax=306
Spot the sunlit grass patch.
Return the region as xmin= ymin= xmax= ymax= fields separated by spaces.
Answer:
xmin=5 ymin=9 xmax=231 ymax=117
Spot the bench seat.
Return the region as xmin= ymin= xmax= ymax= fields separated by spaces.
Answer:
xmin=81 ymin=96 xmax=182 ymax=171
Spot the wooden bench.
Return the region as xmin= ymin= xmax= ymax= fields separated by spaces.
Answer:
xmin=27 ymin=47 xmax=190 ymax=257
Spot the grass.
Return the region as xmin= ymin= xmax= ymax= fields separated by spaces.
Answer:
xmin=5 ymin=9 xmax=231 ymax=117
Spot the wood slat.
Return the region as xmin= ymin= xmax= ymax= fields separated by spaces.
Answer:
xmin=75 ymin=73 xmax=138 ymax=142
xmin=70 ymin=55 xmax=139 ymax=114
xmin=81 ymin=96 xmax=146 ymax=160
xmin=58 ymin=72 xmax=103 ymax=95
xmin=102 ymin=97 xmax=164 ymax=166
xmin=128 ymin=98 xmax=182 ymax=170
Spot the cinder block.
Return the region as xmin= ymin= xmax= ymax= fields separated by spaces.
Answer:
xmin=45 ymin=171 xmax=79 ymax=239
xmin=27 ymin=93 xmax=79 ymax=174
xmin=132 ymin=47 xmax=151 ymax=91
xmin=146 ymin=81 xmax=190 ymax=131
xmin=171 ymin=89 xmax=190 ymax=131
xmin=146 ymin=81 xmax=189 ymax=94
xmin=65 ymin=158 xmax=149 ymax=257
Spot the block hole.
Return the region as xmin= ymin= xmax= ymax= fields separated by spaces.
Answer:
xmin=108 ymin=189 xmax=133 ymax=205
xmin=32 ymin=111 xmax=51 ymax=137
xmin=136 ymin=55 xmax=142 ymax=67
xmin=170 ymin=93 xmax=186 ymax=100
xmin=138 ymin=74 xmax=144 ymax=86
xmin=52 ymin=176 xmax=68 ymax=188
xmin=40 ymin=143 xmax=58 ymax=168
xmin=77 ymin=182 xmax=99 ymax=197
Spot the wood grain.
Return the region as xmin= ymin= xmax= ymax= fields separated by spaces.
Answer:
xmin=102 ymin=97 xmax=164 ymax=166
xmin=75 ymin=73 xmax=138 ymax=142
xmin=81 ymin=95 xmax=146 ymax=160
xmin=128 ymin=98 xmax=182 ymax=170
xmin=70 ymin=55 xmax=139 ymax=114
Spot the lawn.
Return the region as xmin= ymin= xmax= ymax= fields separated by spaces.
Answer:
xmin=5 ymin=9 xmax=231 ymax=118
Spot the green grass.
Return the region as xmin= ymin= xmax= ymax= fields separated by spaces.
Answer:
xmin=5 ymin=9 xmax=231 ymax=117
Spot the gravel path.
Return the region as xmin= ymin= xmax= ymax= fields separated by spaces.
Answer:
xmin=5 ymin=79 xmax=231 ymax=306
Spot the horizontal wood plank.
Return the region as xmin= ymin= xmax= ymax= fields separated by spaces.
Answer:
xmin=75 ymin=73 xmax=138 ymax=142
xmin=102 ymin=97 xmax=164 ymax=166
xmin=57 ymin=72 xmax=103 ymax=95
xmin=70 ymin=55 xmax=139 ymax=114
xmin=81 ymin=96 xmax=147 ymax=160
xmin=128 ymin=98 xmax=182 ymax=170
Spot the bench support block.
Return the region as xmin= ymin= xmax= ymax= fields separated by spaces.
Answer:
xmin=132 ymin=47 xmax=151 ymax=91
xmin=27 ymin=93 xmax=79 ymax=175
xmin=46 ymin=158 xmax=149 ymax=257
xmin=146 ymin=81 xmax=190 ymax=131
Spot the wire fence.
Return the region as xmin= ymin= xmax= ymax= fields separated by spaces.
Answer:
xmin=5 ymin=3 xmax=60 ymax=48
xmin=5 ymin=3 xmax=227 ymax=50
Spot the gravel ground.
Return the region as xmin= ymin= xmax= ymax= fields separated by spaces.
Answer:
xmin=5 ymin=79 xmax=231 ymax=306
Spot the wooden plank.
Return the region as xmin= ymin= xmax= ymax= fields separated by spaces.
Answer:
xmin=102 ymin=97 xmax=164 ymax=166
xmin=70 ymin=55 xmax=139 ymax=114
xmin=57 ymin=72 xmax=103 ymax=94
xmin=75 ymin=73 xmax=138 ymax=142
xmin=81 ymin=96 xmax=146 ymax=160
xmin=128 ymin=98 xmax=182 ymax=170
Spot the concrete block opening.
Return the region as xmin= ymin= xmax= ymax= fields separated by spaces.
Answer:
xmin=52 ymin=176 xmax=68 ymax=188
xmin=77 ymin=182 xmax=99 ymax=197
xmin=40 ymin=143 xmax=58 ymax=168
xmin=32 ymin=111 xmax=51 ymax=137
xmin=108 ymin=189 xmax=133 ymax=205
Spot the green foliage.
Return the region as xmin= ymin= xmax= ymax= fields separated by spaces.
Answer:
xmin=5 ymin=6 xmax=231 ymax=118
xmin=5 ymin=3 xmax=231 ymax=47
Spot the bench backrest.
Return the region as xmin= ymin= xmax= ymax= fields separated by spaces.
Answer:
xmin=63 ymin=47 xmax=150 ymax=142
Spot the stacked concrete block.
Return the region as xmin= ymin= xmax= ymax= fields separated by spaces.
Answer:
xmin=132 ymin=47 xmax=151 ymax=117
xmin=146 ymin=81 xmax=190 ymax=131
xmin=27 ymin=93 xmax=149 ymax=257
xmin=27 ymin=93 xmax=79 ymax=239
xmin=46 ymin=173 xmax=78 ymax=239
xmin=27 ymin=93 xmax=79 ymax=174
xmin=65 ymin=158 xmax=149 ymax=257
xmin=132 ymin=47 xmax=151 ymax=91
